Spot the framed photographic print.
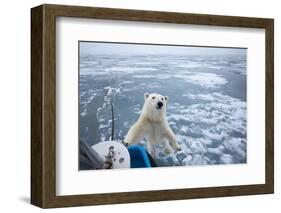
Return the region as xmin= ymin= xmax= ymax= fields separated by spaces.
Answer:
xmin=31 ymin=4 xmax=274 ymax=208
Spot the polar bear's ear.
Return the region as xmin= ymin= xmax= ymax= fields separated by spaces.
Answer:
xmin=164 ymin=96 xmax=168 ymax=101
xmin=144 ymin=93 xmax=150 ymax=100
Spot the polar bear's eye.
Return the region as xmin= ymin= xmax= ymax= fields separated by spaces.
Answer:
xmin=152 ymin=96 xmax=155 ymax=99
xmin=161 ymin=97 xmax=164 ymax=101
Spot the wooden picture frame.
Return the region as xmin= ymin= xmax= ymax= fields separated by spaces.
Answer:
xmin=31 ymin=4 xmax=274 ymax=208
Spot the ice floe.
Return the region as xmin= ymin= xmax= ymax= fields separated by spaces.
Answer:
xmin=79 ymin=54 xmax=247 ymax=167
xmin=182 ymin=73 xmax=228 ymax=88
xmin=153 ymin=92 xmax=247 ymax=166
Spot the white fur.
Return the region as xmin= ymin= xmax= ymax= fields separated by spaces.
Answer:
xmin=124 ymin=93 xmax=181 ymax=156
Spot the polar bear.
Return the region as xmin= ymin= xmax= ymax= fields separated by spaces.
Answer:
xmin=124 ymin=93 xmax=181 ymax=157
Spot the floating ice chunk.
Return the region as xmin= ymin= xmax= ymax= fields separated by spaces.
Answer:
xmin=183 ymin=93 xmax=216 ymax=101
xmin=207 ymin=65 xmax=221 ymax=70
xmin=207 ymin=145 xmax=225 ymax=156
xmin=176 ymin=63 xmax=202 ymax=69
xmin=183 ymin=73 xmax=228 ymax=88
xmin=133 ymin=74 xmax=170 ymax=79
xmin=167 ymin=114 xmax=190 ymax=122
xmin=106 ymin=67 xmax=158 ymax=73
xmin=165 ymin=155 xmax=179 ymax=166
xmin=176 ymin=151 xmax=187 ymax=161
xmin=182 ymin=155 xmax=193 ymax=165
xmin=223 ymin=138 xmax=246 ymax=161
xmin=133 ymin=104 xmax=142 ymax=115
xmin=220 ymin=154 xmax=233 ymax=164
xmin=180 ymin=126 xmax=189 ymax=134
xmin=190 ymin=141 xmax=207 ymax=155
xmin=79 ymin=89 xmax=97 ymax=110
xmin=80 ymin=111 xmax=87 ymax=117
xmin=191 ymin=154 xmax=210 ymax=165
xmin=123 ymin=121 xmax=129 ymax=128
xmin=202 ymin=129 xmax=225 ymax=141
xmin=98 ymin=123 xmax=110 ymax=130
xmin=121 ymin=80 xmax=134 ymax=85
xmin=187 ymin=125 xmax=203 ymax=138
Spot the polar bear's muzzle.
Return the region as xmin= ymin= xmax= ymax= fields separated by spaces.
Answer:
xmin=156 ymin=101 xmax=163 ymax=109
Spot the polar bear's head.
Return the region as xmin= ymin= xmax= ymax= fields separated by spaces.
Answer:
xmin=142 ymin=93 xmax=168 ymax=121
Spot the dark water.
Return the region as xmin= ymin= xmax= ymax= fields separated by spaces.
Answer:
xmin=79 ymin=54 xmax=247 ymax=166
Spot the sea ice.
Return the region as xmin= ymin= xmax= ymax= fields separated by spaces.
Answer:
xmin=79 ymin=54 xmax=247 ymax=167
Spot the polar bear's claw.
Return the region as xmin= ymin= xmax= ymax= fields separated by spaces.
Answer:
xmin=122 ymin=141 xmax=129 ymax=147
xmin=173 ymin=144 xmax=181 ymax=152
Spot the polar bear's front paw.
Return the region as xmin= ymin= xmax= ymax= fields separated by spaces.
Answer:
xmin=164 ymin=147 xmax=173 ymax=155
xmin=122 ymin=141 xmax=129 ymax=147
xmin=174 ymin=144 xmax=181 ymax=152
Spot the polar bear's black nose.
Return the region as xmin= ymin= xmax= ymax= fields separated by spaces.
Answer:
xmin=157 ymin=101 xmax=163 ymax=108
